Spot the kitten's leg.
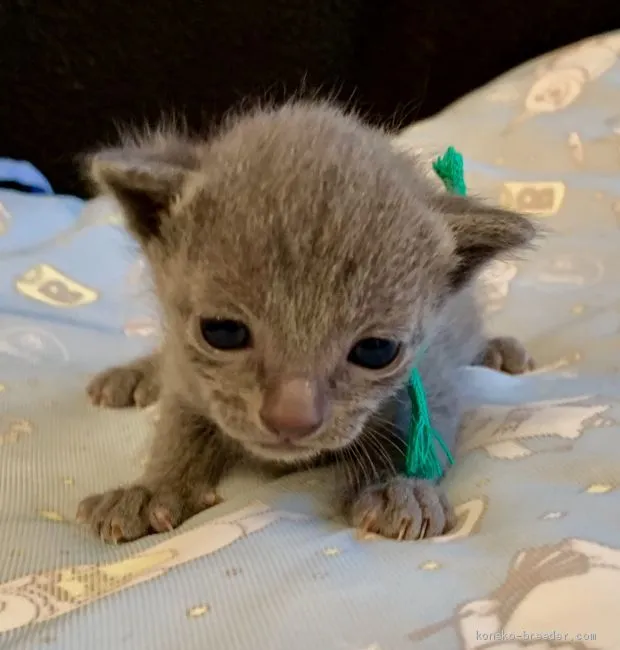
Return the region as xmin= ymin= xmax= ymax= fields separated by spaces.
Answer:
xmin=338 ymin=396 xmax=456 ymax=541
xmin=87 ymin=353 xmax=159 ymax=408
xmin=77 ymin=397 xmax=237 ymax=543
xmin=477 ymin=336 xmax=535 ymax=374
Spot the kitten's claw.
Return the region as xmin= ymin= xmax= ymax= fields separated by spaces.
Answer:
xmin=110 ymin=523 xmax=125 ymax=544
xmin=479 ymin=336 xmax=535 ymax=374
xmin=149 ymin=506 xmax=175 ymax=533
xmin=87 ymin=357 xmax=159 ymax=409
xmin=76 ymin=482 xmax=221 ymax=544
xmin=349 ymin=477 xmax=455 ymax=541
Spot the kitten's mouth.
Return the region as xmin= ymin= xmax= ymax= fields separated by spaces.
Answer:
xmin=257 ymin=440 xmax=306 ymax=453
xmin=246 ymin=439 xmax=320 ymax=463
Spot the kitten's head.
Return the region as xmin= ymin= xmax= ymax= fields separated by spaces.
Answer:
xmin=88 ymin=102 xmax=535 ymax=463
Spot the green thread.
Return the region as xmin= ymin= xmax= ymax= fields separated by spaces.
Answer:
xmin=431 ymin=146 xmax=467 ymax=196
xmin=404 ymin=146 xmax=465 ymax=479
xmin=405 ymin=367 xmax=455 ymax=480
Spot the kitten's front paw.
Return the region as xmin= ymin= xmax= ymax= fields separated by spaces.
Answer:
xmin=87 ymin=360 xmax=159 ymax=409
xmin=76 ymin=483 xmax=220 ymax=544
xmin=481 ymin=336 xmax=535 ymax=374
xmin=348 ymin=477 xmax=455 ymax=541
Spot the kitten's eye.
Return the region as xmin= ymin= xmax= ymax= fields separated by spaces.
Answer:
xmin=200 ymin=318 xmax=251 ymax=350
xmin=347 ymin=338 xmax=401 ymax=370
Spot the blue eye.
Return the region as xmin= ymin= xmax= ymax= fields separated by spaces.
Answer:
xmin=200 ymin=318 xmax=251 ymax=350
xmin=347 ymin=338 xmax=400 ymax=370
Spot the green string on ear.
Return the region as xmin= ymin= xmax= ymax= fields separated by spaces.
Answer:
xmin=404 ymin=146 xmax=467 ymax=480
xmin=431 ymin=146 xmax=467 ymax=196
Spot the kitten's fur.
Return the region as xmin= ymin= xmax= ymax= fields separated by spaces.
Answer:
xmin=78 ymin=101 xmax=536 ymax=543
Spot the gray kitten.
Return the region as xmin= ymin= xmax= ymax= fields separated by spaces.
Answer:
xmin=78 ymin=101 xmax=536 ymax=544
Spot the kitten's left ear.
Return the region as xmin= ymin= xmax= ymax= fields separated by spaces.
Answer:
xmin=433 ymin=193 xmax=539 ymax=291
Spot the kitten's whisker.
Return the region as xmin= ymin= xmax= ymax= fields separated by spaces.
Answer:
xmin=353 ymin=443 xmax=372 ymax=488
xmin=368 ymin=418 xmax=407 ymax=442
xmin=365 ymin=412 xmax=401 ymax=427
xmin=365 ymin=425 xmax=407 ymax=457
xmin=343 ymin=446 xmax=360 ymax=493
xmin=356 ymin=439 xmax=381 ymax=484
xmin=365 ymin=430 xmax=395 ymax=466
xmin=363 ymin=432 xmax=396 ymax=476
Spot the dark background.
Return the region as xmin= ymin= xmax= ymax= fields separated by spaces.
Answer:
xmin=1 ymin=0 xmax=618 ymax=196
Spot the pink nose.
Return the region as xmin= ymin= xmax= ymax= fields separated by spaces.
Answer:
xmin=260 ymin=376 xmax=325 ymax=440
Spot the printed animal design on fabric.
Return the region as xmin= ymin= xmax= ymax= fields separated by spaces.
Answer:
xmin=125 ymin=257 xmax=149 ymax=290
xmin=608 ymin=114 xmax=620 ymax=136
xmin=500 ymin=182 xmax=565 ymax=216
xmin=567 ymin=131 xmax=585 ymax=164
xmin=430 ymin=497 xmax=488 ymax=544
xmin=0 ymin=198 xmax=124 ymax=261
xmin=529 ymin=350 xmax=582 ymax=377
xmin=506 ymin=33 xmax=620 ymax=129
xmin=0 ymin=201 xmax=10 ymax=235
xmin=409 ymin=538 xmax=619 ymax=649
xmin=0 ymin=326 xmax=69 ymax=364
xmin=15 ymin=264 xmax=98 ymax=307
xmin=124 ymin=317 xmax=158 ymax=338
xmin=0 ymin=418 xmax=33 ymax=445
xmin=532 ymin=254 xmax=605 ymax=290
xmin=478 ymin=261 xmax=518 ymax=314
xmin=0 ymin=501 xmax=309 ymax=633
xmin=458 ymin=402 xmax=611 ymax=460
xmin=359 ymin=497 xmax=488 ymax=544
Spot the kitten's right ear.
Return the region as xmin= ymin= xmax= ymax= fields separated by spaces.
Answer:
xmin=86 ymin=133 xmax=200 ymax=242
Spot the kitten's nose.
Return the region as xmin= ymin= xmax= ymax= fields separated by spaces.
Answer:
xmin=260 ymin=376 xmax=326 ymax=440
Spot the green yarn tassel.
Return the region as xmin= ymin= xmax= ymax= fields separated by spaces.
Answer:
xmin=431 ymin=146 xmax=467 ymax=196
xmin=404 ymin=146 xmax=465 ymax=480
xmin=405 ymin=368 xmax=455 ymax=480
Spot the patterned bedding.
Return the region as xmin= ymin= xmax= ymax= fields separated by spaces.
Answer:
xmin=1 ymin=30 xmax=620 ymax=650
